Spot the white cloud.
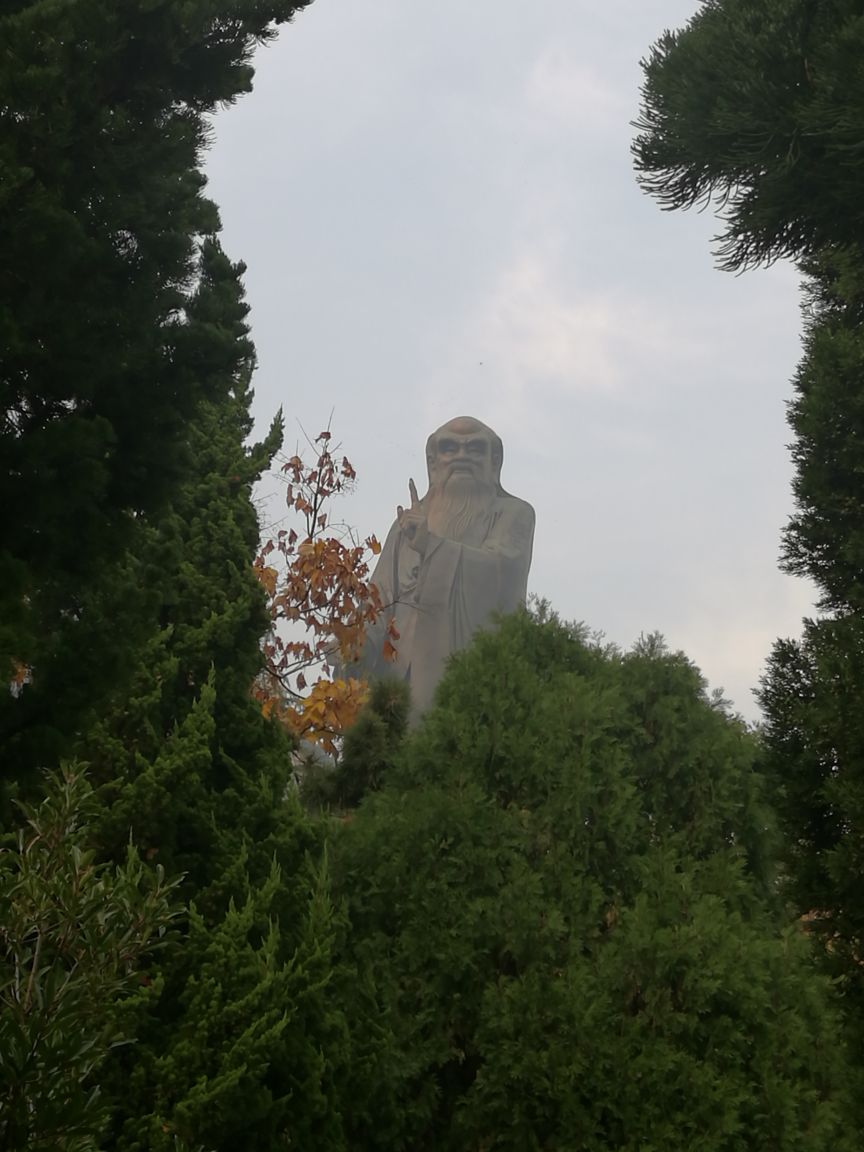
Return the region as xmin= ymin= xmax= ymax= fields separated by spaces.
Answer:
xmin=452 ymin=243 xmax=683 ymax=444
xmin=483 ymin=250 xmax=619 ymax=388
xmin=523 ymin=46 xmax=627 ymax=133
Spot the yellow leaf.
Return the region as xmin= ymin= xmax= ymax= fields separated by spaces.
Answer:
xmin=254 ymin=564 xmax=278 ymax=596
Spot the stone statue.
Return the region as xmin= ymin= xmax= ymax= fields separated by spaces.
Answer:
xmin=358 ymin=416 xmax=535 ymax=714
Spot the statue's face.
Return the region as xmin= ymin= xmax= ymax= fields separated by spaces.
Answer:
xmin=431 ymin=429 xmax=494 ymax=490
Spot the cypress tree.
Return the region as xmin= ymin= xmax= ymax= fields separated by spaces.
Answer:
xmin=759 ymin=268 xmax=864 ymax=1081
xmin=0 ymin=0 xmax=311 ymax=808
xmin=2 ymin=5 xmax=353 ymax=1145
xmin=61 ymin=242 xmax=351 ymax=1150
xmin=80 ymin=238 xmax=289 ymax=902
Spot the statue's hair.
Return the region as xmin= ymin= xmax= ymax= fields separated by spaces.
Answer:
xmin=425 ymin=417 xmax=505 ymax=492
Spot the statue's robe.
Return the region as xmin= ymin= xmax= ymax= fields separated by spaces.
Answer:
xmin=360 ymin=491 xmax=535 ymax=714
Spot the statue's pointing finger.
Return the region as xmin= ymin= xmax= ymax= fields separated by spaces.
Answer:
xmin=397 ymin=478 xmax=427 ymax=553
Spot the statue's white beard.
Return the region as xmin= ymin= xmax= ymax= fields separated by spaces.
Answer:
xmin=426 ymin=475 xmax=495 ymax=545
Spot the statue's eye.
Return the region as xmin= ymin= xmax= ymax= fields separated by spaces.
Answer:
xmin=467 ymin=440 xmax=487 ymax=455
xmin=438 ymin=439 xmax=458 ymax=454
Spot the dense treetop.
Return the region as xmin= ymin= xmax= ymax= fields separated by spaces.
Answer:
xmin=330 ymin=610 xmax=850 ymax=1151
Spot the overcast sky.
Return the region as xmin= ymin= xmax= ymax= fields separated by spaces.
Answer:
xmin=205 ymin=0 xmax=813 ymax=720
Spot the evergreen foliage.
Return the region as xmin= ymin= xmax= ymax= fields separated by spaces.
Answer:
xmin=105 ymin=852 xmax=348 ymax=1152
xmin=634 ymin=1 xmax=864 ymax=1123
xmin=632 ymin=0 xmax=864 ymax=269
xmin=0 ymin=767 xmax=175 ymax=1152
xmin=79 ymin=238 xmax=290 ymax=905
xmin=1 ymin=3 xmax=358 ymax=1146
xmin=0 ymin=0 xmax=311 ymax=809
xmin=300 ymin=679 xmax=412 ymax=812
xmin=333 ymin=610 xmax=849 ymax=1151
xmin=759 ymin=278 xmax=864 ymax=1076
xmin=64 ymin=239 xmax=351 ymax=1149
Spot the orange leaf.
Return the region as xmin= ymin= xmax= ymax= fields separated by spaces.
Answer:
xmin=255 ymin=564 xmax=278 ymax=596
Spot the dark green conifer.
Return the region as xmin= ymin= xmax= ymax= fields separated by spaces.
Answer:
xmin=65 ymin=242 xmax=351 ymax=1150
xmin=632 ymin=0 xmax=864 ymax=269
xmin=334 ymin=610 xmax=850 ymax=1151
xmin=0 ymin=0 xmax=311 ymax=808
xmin=759 ymin=276 xmax=864 ymax=1077
xmin=81 ymin=238 xmax=290 ymax=903
xmin=2 ymin=5 xmax=351 ymax=1146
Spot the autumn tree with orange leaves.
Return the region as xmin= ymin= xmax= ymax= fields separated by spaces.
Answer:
xmin=254 ymin=429 xmax=398 ymax=754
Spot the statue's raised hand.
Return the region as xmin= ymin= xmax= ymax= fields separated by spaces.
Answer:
xmin=397 ymin=478 xmax=428 ymax=554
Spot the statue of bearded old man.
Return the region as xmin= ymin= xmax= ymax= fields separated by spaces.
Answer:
xmin=359 ymin=416 xmax=535 ymax=714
